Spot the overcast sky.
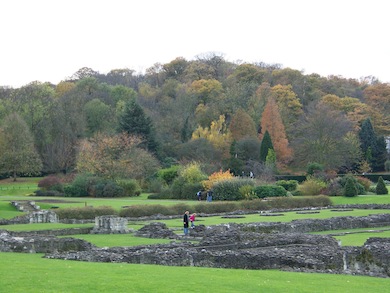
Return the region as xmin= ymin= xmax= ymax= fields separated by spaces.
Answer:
xmin=1 ymin=0 xmax=389 ymax=88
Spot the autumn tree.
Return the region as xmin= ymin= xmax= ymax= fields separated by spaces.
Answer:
xmin=259 ymin=99 xmax=292 ymax=163
xmin=229 ymin=108 xmax=257 ymax=141
xmin=363 ymin=83 xmax=390 ymax=135
xmin=192 ymin=115 xmax=232 ymax=159
xmin=77 ymin=133 xmax=160 ymax=180
xmin=0 ymin=113 xmax=42 ymax=180
xmin=291 ymin=103 xmax=361 ymax=170
xmin=270 ymin=84 xmax=303 ymax=135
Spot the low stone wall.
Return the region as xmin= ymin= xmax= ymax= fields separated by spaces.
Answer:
xmin=0 ymin=230 xmax=94 ymax=253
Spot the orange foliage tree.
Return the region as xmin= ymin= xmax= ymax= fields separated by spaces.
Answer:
xmin=259 ymin=98 xmax=292 ymax=163
xmin=202 ymin=169 xmax=234 ymax=190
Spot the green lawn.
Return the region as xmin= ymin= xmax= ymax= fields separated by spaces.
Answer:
xmin=1 ymin=252 xmax=389 ymax=293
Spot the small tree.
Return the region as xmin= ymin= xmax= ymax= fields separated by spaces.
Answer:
xmin=376 ymin=176 xmax=388 ymax=195
xmin=259 ymin=130 xmax=273 ymax=162
xmin=344 ymin=177 xmax=358 ymax=197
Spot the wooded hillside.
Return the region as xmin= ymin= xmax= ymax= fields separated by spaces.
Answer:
xmin=0 ymin=53 xmax=389 ymax=178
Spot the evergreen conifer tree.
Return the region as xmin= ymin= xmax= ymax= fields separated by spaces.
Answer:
xmin=376 ymin=176 xmax=388 ymax=195
xmin=260 ymin=130 xmax=274 ymax=162
xmin=344 ymin=176 xmax=358 ymax=197
xmin=117 ymin=99 xmax=159 ymax=155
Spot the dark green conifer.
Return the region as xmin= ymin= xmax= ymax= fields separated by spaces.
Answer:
xmin=376 ymin=176 xmax=388 ymax=195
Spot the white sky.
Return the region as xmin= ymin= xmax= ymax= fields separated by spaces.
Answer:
xmin=1 ymin=0 xmax=389 ymax=88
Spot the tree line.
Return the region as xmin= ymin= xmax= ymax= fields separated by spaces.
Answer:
xmin=0 ymin=53 xmax=389 ymax=183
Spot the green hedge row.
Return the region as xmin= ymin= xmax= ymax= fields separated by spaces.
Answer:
xmin=53 ymin=196 xmax=331 ymax=219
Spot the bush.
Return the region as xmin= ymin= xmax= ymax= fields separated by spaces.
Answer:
xmin=117 ymin=179 xmax=141 ymax=197
xmin=213 ymin=178 xmax=254 ymax=201
xmin=299 ymin=177 xmax=326 ymax=195
xmin=344 ymin=177 xmax=358 ymax=197
xmin=157 ymin=165 xmax=180 ymax=185
xmin=376 ymin=176 xmax=388 ymax=195
xmin=322 ymin=178 xmax=343 ymax=196
xmin=275 ymin=180 xmax=298 ymax=191
xmin=355 ymin=176 xmax=372 ymax=191
xmin=64 ymin=174 xmax=91 ymax=197
xmin=38 ymin=175 xmax=62 ymax=189
xmin=34 ymin=190 xmax=64 ymax=197
xmin=339 ymin=175 xmax=366 ymax=195
xmin=171 ymin=177 xmax=203 ymax=200
xmin=253 ymin=185 xmax=287 ymax=198
xmin=306 ymin=162 xmax=324 ymax=176
xmin=239 ymin=185 xmax=256 ymax=200
xmin=147 ymin=177 xmax=165 ymax=193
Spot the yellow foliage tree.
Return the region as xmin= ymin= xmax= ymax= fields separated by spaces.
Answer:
xmin=202 ymin=169 xmax=234 ymax=190
xmin=192 ymin=115 xmax=233 ymax=158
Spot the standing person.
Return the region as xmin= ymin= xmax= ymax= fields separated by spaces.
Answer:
xmin=183 ymin=211 xmax=189 ymax=236
xmin=207 ymin=190 xmax=213 ymax=202
xmin=197 ymin=190 xmax=202 ymax=201
xmin=189 ymin=213 xmax=196 ymax=228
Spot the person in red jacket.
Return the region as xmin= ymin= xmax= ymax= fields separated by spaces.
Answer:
xmin=189 ymin=213 xmax=196 ymax=228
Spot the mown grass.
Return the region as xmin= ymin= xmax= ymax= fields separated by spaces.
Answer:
xmin=1 ymin=252 xmax=390 ymax=293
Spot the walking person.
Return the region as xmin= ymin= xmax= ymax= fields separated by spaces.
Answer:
xmin=183 ymin=211 xmax=189 ymax=236
xmin=189 ymin=213 xmax=196 ymax=228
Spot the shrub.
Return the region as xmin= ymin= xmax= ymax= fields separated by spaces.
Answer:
xmin=34 ymin=190 xmax=64 ymax=197
xmin=275 ymin=180 xmax=298 ymax=191
xmin=179 ymin=162 xmax=207 ymax=184
xmin=38 ymin=175 xmax=62 ymax=189
xmin=339 ymin=175 xmax=366 ymax=195
xmin=213 ymin=178 xmax=254 ymax=201
xmin=117 ymin=179 xmax=141 ymax=196
xmin=376 ymin=176 xmax=388 ymax=195
xmin=306 ymin=162 xmax=324 ymax=176
xmin=253 ymin=185 xmax=287 ymax=198
xmin=98 ymin=181 xmax=125 ymax=197
xmin=149 ymin=186 xmax=174 ymax=199
xmin=147 ymin=177 xmax=165 ymax=193
xmin=63 ymin=174 xmax=91 ymax=197
xmin=299 ymin=177 xmax=326 ymax=195
xmin=239 ymin=185 xmax=256 ymax=200
xmin=157 ymin=165 xmax=180 ymax=185
xmin=171 ymin=177 xmax=203 ymax=200
xmin=38 ymin=175 xmax=64 ymax=192
xmin=344 ymin=176 xmax=358 ymax=197
xmin=322 ymin=178 xmax=343 ymax=196
xmin=355 ymin=176 xmax=372 ymax=191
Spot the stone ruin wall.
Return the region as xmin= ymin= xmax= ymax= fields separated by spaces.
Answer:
xmin=2 ymin=213 xmax=390 ymax=277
